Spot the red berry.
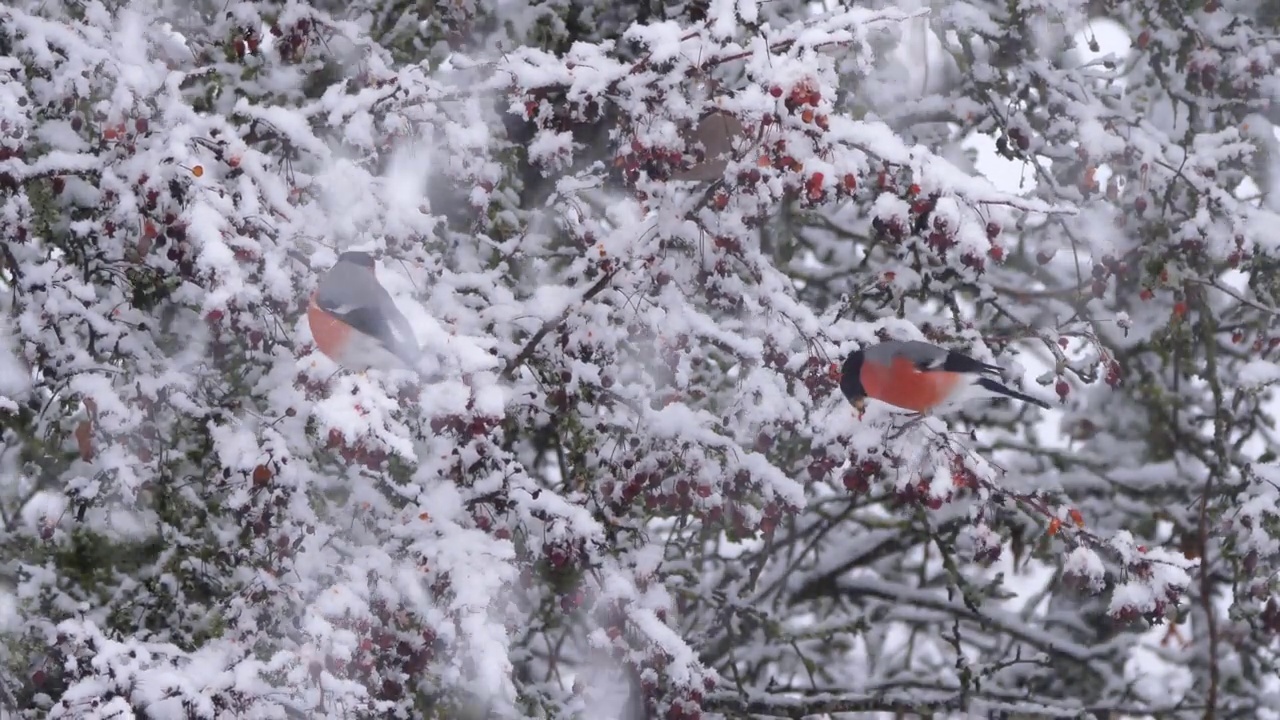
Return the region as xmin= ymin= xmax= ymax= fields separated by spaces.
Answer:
xmin=1055 ymin=380 xmax=1069 ymax=400
xmin=252 ymin=464 xmax=271 ymax=485
xmin=807 ymin=460 xmax=829 ymax=481
xmin=1105 ymin=360 xmax=1122 ymax=388
xmin=1111 ymin=604 xmax=1140 ymax=624
xmin=770 ymin=86 xmax=783 ymax=98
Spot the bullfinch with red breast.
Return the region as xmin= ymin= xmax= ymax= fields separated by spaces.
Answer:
xmin=840 ymin=340 xmax=1050 ymax=414
xmin=307 ymin=251 xmax=428 ymax=375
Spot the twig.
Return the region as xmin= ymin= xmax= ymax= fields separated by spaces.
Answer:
xmin=501 ymin=268 xmax=620 ymax=380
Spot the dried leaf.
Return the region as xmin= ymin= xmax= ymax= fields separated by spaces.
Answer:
xmin=671 ymin=110 xmax=747 ymax=182
xmin=74 ymin=420 xmax=93 ymax=461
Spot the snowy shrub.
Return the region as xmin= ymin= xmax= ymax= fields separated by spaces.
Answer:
xmin=1 ymin=0 xmax=1279 ymax=717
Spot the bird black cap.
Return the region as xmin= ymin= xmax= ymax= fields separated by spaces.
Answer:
xmin=337 ymin=250 xmax=376 ymax=268
xmin=839 ymin=350 xmax=865 ymax=401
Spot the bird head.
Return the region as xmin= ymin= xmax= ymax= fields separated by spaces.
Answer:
xmin=337 ymin=250 xmax=377 ymax=268
xmin=839 ymin=350 xmax=867 ymax=415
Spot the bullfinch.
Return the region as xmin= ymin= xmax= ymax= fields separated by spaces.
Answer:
xmin=306 ymin=251 xmax=426 ymax=374
xmin=840 ymin=340 xmax=1051 ymax=414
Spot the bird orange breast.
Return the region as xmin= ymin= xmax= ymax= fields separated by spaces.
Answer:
xmin=307 ymin=295 xmax=352 ymax=362
xmin=860 ymin=356 xmax=963 ymax=412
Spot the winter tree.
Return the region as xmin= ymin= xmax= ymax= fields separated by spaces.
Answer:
xmin=1 ymin=0 xmax=1279 ymax=717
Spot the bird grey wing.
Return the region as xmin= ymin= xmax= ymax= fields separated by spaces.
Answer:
xmin=319 ymin=303 xmax=400 ymax=349
xmin=876 ymin=340 xmax=1003 ymax=375
xmin=316 ymin=295 xmax=419 ymax=367
xmin=936 ymin=348 xmax=1003 ymax=376
xmin=379 ymin=294 xmax=419 ymax=350
xmin=870 ymin=340 xmax=949 ymax=369
xmin=941 ymin=350 xmax=1003 ymax=376
xmin=315 ymin=262 xmax=421 ymax=366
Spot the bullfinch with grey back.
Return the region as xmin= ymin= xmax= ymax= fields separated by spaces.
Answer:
xmin=307 ymin=251 xmax=427 ymax=374
xmin=840 ymin=340 xmax=1051 ymax=414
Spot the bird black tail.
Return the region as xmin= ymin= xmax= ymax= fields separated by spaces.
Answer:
xmin=976 ymin=377 xmax=1051 ymax=409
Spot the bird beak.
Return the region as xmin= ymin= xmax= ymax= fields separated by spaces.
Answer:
xmin=852 ymin=397 xmax=866 ymax=419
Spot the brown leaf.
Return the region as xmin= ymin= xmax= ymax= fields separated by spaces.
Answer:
xmin=671 ymin=110 xmax=747 ymax=182
xmin=74 ymin=420 xmax=94 ymax=461
xmin=1068 ymin=508 xmax=1085 ymax=527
